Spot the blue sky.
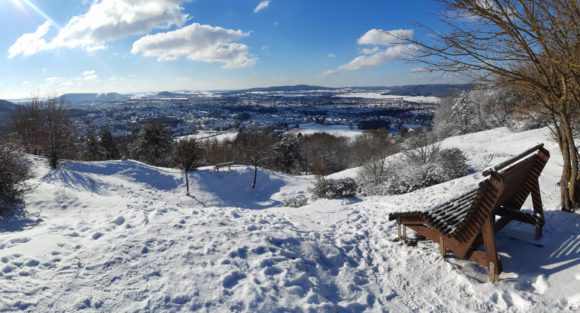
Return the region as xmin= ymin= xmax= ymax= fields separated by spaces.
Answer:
xmin=0 ymin=0 xmax=462 ymax=99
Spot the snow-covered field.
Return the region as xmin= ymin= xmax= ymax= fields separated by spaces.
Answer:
xmin=177 ymin=131 xmax=239 ymax=143
xmin=0 ymin=127 xmax=578 ymax=312
xmin=334 ymin=93 xmax=441 ymax=103
xmin=285 ymin=123 xmax=364 ymax=139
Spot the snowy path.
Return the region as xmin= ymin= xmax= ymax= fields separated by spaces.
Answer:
xmin=0 ymin=162 xmax=384 ymax=312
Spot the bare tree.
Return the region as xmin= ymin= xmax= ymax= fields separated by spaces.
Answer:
xmin=351 ymin=128 xmax=395 ymax=166
xmin=43 ymin=97 xmax=76 ymax=169
xmin=11 ymin=96 xmax=76 ymax=169
xmin=172 ymin=138 xmax=202 ymax=195
xmin=234 ymin=130 xmax=276 ymax=189
xmin=10 ymin=97 xmax=44 ymax=154
xmin=405 ymin=0 xmax=580 ymax=211
xmin=404 ymin=132 xmax=442 ymax=165
xmin=299 ymin=133 xmax=349 ymax=175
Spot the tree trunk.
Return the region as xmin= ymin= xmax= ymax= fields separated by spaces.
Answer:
xmin=561 ymin=113 xmax=578 ymax=211
xmin=252 ymin=164 xmax=257 ymax=189
xmin=185 ymin=170 xmax=190 ymax=195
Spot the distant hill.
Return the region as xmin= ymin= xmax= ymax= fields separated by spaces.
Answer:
xmin=230 ymin=84 xmax=473 ymax=97
xmin=51 ymin=83 xmax=474 ymax=103
xmin=0 ymin=100 xmax=17 ymax=135
xmin=233 ymin=85 xmax=337 ymax=94
xmin=156 ymin=91 xmax=191 ymax=98
xmin=60 ymin=93 xmax=128 ymax=103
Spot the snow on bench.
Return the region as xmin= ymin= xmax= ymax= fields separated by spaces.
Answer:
xmin=389 ymin=144 xmax=550 ymax=282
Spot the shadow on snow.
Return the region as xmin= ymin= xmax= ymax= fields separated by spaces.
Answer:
xmin=496 ymin=210 xmax=580 ymax=279
xmin=59 ymin=160 xmax=181 ymax=191
xmin=190 ymin=167 xmax=285 ymax=209
xmin=0 ymin=202 xmax=42 ymax=233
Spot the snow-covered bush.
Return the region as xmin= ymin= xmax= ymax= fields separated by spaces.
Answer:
xmin=283 ymin=194 xmax=308 ymax=207
xmin=358 ymin=147 xmax=469 ymax=196
xmin=438 ymin=148 xmax=469 ymax=179
xmin=0 ymin=144 xmax=30 ymax=213
xmin=310 ymin=177 xmax=358 ymax=199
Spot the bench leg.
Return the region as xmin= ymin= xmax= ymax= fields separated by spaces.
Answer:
xmin=397 ymin=224 xmax=408 ymax=241
xmin=535 ymin=225 xmax=542 ymax=240
xmin=489 ymin=262 xmax=499 ymax=283
xmin=439 ymin=237 xmax=446 ymax=257
xmin=531 ymin=178 xmax=544 ymax=240
xmin=483 ymin=216 xmax=501 ymax=282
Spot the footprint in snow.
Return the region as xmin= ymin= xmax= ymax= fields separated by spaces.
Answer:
xmin=9 ymin=237 xmax=31 ymax=245
xmin=25 ymin=259 xmax=39 ymax=267
xmin=222 ymin=271 xmax=246 ymax=289
xmin=264 ymin=266 xmax=283 ymax=276
xmin=112 ymin=216 xmax=125 ymax=226
xmin=2 ymin=264 xmax=17 ymax=273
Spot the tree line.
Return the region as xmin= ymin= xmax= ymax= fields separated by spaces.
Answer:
xmin=0 ymin=96 xmax=403 ymax=206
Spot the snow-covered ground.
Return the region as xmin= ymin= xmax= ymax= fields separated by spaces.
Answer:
xmin=285 ymin=123 xmax=364 ymax=139
xmin=334 ymin=93 xmax=441 ymax=103
xmin=0 ymin=127 xmax=578 ymax=312
xmin=177 ymin=131 xmax=239 ymax=143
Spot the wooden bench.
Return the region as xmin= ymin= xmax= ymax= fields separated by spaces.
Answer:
xmin=388 ymin=144 xmax=550 ymax=282
xmin=213 ymin=161 xmax=234 ymax=172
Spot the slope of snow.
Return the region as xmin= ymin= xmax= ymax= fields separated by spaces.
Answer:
xmin=0 ymin=127 xmax=578 ymax=312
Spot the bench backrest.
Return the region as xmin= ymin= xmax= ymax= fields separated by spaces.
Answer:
xmin=450 ymin=146 xmax=550 ymax=243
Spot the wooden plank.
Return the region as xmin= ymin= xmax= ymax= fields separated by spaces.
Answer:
xmin=482 ymin=143 xmax=544 ymax=176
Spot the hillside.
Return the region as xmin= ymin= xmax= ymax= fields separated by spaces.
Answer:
xmin=0 ymin=127 xmax=578 ymax=312
xmin=0 ymin=100 xmax=16 ymax=134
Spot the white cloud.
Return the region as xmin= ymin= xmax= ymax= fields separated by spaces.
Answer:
xmin=131 ymin=23 xmax=256 ymax=68
xmin=254 ymin=1 xmax=271 ymax=13
xmin=83 ymin=70 xmax=99 ymax=81
xmin=8 ymin=22 xmax=51 ymax=58
xmin=357 ymin=29 xmax=414 ymax=46
xmin=324 ymin=44 xmax=418 ymax=76
xmin=323 ymin=28 xmax=417 ymax=76
xmin=327 ymin=53 xmax=336 ymax=58
xmin=8 ymin=0 xmax=188 ymax=57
